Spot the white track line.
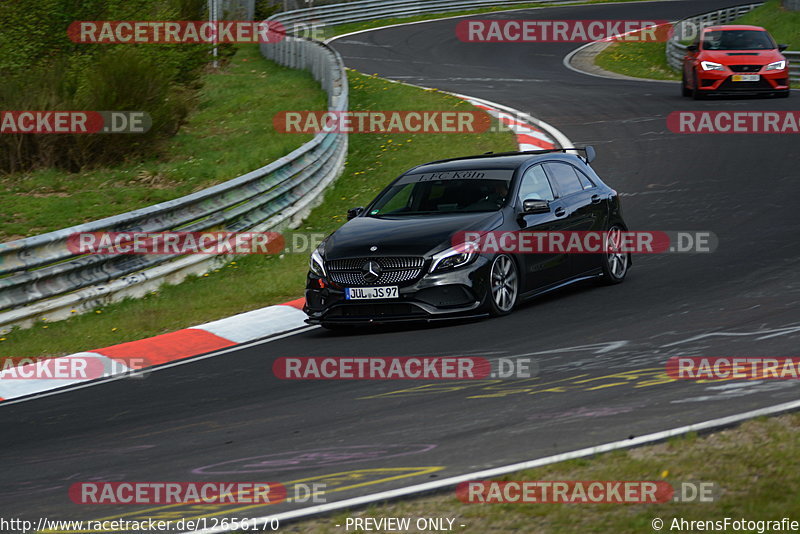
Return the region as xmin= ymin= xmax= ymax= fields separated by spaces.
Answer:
xmin=186 ymin=397 xmax=800 ymax=533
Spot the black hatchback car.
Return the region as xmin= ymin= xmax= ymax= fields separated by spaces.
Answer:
xmin=304 ymin=148 xmax=630 ymax=327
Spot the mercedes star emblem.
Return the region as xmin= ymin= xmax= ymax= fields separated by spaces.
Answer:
xmin=361 ymin=261 xmax=382 ymax=283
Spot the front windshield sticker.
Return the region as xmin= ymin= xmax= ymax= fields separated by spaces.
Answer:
xmin=396 ymin=169 xmax=513 ymax=185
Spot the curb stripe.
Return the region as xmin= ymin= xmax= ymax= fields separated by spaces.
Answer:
xmin=283 ymin=298 xmax=306 ymax=310
xmin=460 ymin=97 xmax=555 ymax=150
xmin=0 ymin=298 xmax=308 ymax=404
xmin=93 ymin=329 xmax=236 ymax=366
xmin=517 ymin=134 xmax=555 ymax=149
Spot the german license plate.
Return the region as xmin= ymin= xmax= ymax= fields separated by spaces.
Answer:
xmin=732 ymin=74 xmax=760 ymax=82
xmin=345 ymin=286 xmax=399 ymax=300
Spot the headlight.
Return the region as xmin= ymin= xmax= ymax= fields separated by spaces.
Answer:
xmin=430 ymin=243 xmax=478 ymax=273
xmin=700 ymin=61 xmax=724 ymax=71
xmin=309 ymin=247 xmax=326 ymax=277
xmin=765 ymin=60 xmax=786 ymax=71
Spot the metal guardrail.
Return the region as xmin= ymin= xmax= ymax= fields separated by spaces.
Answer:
xmin=3 ymin=0 xmax=566 ymax=331
xmin=0 ymin=37 xmax=348 ymax=331
xmin=666 ymin=2 xmax=799 ymax=84
xmin=272 ymin=0 xmax=563 ymax=29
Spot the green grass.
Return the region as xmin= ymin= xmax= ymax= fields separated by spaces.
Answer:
xmin=323 ymin=0 xmax=667 ymax=39
xmin=0 ymin=71 xmax=515 ymax=357
xmin=736 ymin=0 xmax=800 ymax=49
xmin=0 ymin=45 xmax=324 ymax=241
xmin=285 ymin=413 xmax=800 ymax=534
xmin=595 ymin=40 xmax=680 ymax=81
xmin=594 ymin=0 xmax=799 ymax=85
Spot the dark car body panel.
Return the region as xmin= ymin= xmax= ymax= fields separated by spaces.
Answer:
xmin=304 ymin=151 xmax=628 ymax=325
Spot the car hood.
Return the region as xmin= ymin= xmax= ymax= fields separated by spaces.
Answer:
xmin=324 ymin=211 xmax=503 ymax=259
xmin=700 ymin=49 xmax=783 ymax=65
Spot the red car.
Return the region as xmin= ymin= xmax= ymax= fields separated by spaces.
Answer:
xmin=682 ymin=25 xmax=790 ymax=99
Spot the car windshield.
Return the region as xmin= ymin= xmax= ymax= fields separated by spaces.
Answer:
xmin=368 ymin=169 xmax=514 ymax=216
xmin=702 ymin=30 xmax=775 ymax=50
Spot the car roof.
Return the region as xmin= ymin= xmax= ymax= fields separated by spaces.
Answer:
xmin=407 ymin=151 xmax=582 ymax=175
xmin=703 ymin=25 xmax=767 ymax=32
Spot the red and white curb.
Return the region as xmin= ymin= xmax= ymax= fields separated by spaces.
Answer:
xmin=450 ymin=92 xmax=573 ymax=152
xmin=0 ymin=298 xmax=307 ymax=403
xmin=459 ymin=96 xmax=555 ymax=150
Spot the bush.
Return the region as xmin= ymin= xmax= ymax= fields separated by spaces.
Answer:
xmin=0 ymin=0 xmax=216 ymax=173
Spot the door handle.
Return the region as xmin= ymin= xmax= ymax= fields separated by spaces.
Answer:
xmin=591 ymin=194 xmax=601 ymax=204
xmin=554 ymin=207 xmax=567 ymax=217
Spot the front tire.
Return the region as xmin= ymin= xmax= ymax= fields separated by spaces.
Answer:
xmin=599 ymin=226 xmax=630 ymax=285
xmin=486 ymin=254 xmax=519 ymax=316
xmin=681 ymin=72 xmax=691 ymax=97
xmin=692 ymin=72 xmax=705 ymax=100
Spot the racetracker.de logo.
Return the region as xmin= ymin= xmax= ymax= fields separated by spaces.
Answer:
xmin=668 ymin=111 xmax=800 ymax=134
xmin=67 ymin=21 xmax=285 ymax=43
xmin=273 ymin=111 xmax=492 ymax=134
xmin=67 ymin=232 xmax=285 ymax=255
xmin=0 ymin=111 xmax=151 ymax=134
xmin=273 ymin=357 xmax=494 ymax=380
xmin=456 ymin=481 xmax=674 ymax=503
xmin=456 ymin=19 xmax=671 ymax=42
xmin=69 ymin=482 xmax=286 ymax=505
xmin=450 ymin=231 xmax=717 ymax=254
xmin=0 ymin=356 xmax=149 ymax=380
xmin=666 ymin=357 xmax=800 ymax=380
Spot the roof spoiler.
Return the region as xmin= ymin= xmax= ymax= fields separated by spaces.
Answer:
xmin=424 ymin=146 xmax=597 ymax=166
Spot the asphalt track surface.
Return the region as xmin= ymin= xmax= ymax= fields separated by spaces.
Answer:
xmin=3 ymin=0 xmax=800 ymax=529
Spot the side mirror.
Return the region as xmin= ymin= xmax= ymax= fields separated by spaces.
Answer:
xmin=346 ymin=206 xmax=365 ymax=220
xmin=686 ymin=44 xmax=698 ymax=52
xmin=778 ymin=44 xmax=789 ymax=52
xmin=522 ymin=198 xmax=550 ymax=214
xmin=584 ymin=145 xmax=596 ymax=163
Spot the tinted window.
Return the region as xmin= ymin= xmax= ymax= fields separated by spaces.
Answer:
xmin=545 ymin=162 xmax=583 ymax=197
xmin=702 ymin=30 xmax=775 ymax=51
xmin=575 ymin=167 xmax=596 ymax=189
xmin=518 ymin=164 xmax=554 ymax=202
xmin=369 ymin=169 xmax=513 ymax=215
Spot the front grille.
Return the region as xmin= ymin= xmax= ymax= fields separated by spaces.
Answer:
xmin=719 ymin=78 xmax=773 ymax=90
xmin=729 ymin=64 xmax=762 ymax=73
xmin=327 ymin=256 xmax=425 ymax=287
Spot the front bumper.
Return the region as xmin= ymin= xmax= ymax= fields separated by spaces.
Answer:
xmin=696 ymin=68 xmax=790 ymax=94
xmin=304 ymin=256 xmax=491 ymax=325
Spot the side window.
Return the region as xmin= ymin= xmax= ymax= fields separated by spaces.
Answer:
xmin=575 ymin=167 xmax=596 ymax=189
xmin=545 ymin=162 xmax=583 ymax=197
xmin=518 ymin=165 xmax=555 ymax=202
